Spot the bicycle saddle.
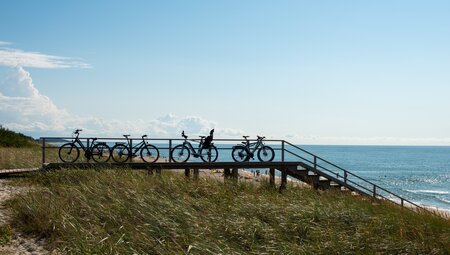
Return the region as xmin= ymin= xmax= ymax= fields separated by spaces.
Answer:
xmin=142 ymin=134 xmax=147 ymax=138
xmin=199 ymin=136 xmax=206 ymax=138
xmin=123 ymin=134 xmax=130 ymax=137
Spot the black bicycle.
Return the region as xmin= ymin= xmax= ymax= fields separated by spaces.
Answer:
xmin=231 ymin=135 xmax=275 ymax=162
xmin=111 ymin=135 xmax=160 ymax=163
xmin=58 ymin=129 xmax=111 ymax=163
xmin=170 ymin=130 xmax=218 ymax=163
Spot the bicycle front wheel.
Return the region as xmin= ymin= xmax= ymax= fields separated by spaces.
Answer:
xmin=171 ymin=144 xmax=190 ymax=162
xmin=111 ymin=144 xmax=130 ymax=163
xmin=231 ymin=146 xmax=249 ymax=162
xmin=257 ymin=146 xmax=275 ymax=162
xmin=200 ymin=145 xmax=218 ymax=162
xmin=91 ymin=143 xmax=111 ymax=163
xmin=58 ymin=143 xmax=80 ymax=163
xmin=140 ymin=144 xmax=159 ymax=163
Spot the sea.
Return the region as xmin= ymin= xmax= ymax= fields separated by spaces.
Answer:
xmin=155 ymin=144 xmax=450 ymax=212
xmin=295 ymin=145 xmax=450 ymax=212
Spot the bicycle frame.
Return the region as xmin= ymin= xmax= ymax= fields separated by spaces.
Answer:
xmin=71 ymin=134 xmax=94 ymax=153
xmin=243 ymin=139 xmax=264 ymax=155
xmin=181 ymin=139 xmax=204 ymax=156
xmin=123 ymin=137 xmax=147 ymax=156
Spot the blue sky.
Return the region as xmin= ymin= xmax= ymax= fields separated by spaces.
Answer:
xmin=1 ymin=0 xmax=450 ymax=145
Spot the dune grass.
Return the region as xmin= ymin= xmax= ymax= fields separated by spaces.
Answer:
xmin=7 ymin=169 xmax=450 ymax=254
xmin=0 ymin=147 xmax=43 ymax=169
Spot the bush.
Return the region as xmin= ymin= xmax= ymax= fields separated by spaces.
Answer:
xmin=0 ymin=125 xmax=37 ymax=148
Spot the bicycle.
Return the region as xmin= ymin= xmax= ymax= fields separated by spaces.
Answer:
xmin=170 ymin=130 xmax=218 ymax=163
xmin=111 ymin=135 xmax=160 ymax=163
xmin=58 ymin=129 xmax=111 ymax=163
xmin=231 ymin=135 xmax=275 ymax=162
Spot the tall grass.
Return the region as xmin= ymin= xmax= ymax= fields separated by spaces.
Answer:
xmin=0 ymin=147 xmax=42 ymax=169
xmin=8 ymin=169 xmax=450 ymax=254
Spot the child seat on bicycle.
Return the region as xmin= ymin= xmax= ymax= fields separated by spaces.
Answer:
xmin=201 ymin=129 xmax=214 ymax=149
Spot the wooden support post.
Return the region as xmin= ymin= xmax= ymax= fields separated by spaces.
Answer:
xmin=269 ymin=168 xmax=275 ymax=186
xmin=279 ymin=168 xmax=287 ymax=191
xmin=232 ymin=168 xmax=239 ymax=180
xmin=193 ymin=168 xmax=199 ymax=179
xmin=224 ymin=168 xmax=231 ymax=179
xmin=184 ymin=168 xmax=190 ymax=177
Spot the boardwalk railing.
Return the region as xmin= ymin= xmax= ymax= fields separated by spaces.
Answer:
xmin=40 ymin=136 xmax=425 ymax=212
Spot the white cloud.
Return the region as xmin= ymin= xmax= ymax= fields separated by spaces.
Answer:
xmin=0 ymin=42 xmax=90 ymax=69
xmin=0 ymin=66 xmax=243 ymax=138
xmin=0 ymin=66 xmax=69 ymax=132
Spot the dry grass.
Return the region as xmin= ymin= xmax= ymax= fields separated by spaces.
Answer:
xmin=0 ymin=147 xmax=42 ymax=169
xmin=7 ymin=169 xmax=450 ymax=254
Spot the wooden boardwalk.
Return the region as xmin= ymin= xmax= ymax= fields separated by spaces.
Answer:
xmin=0 ymin=167 xmax=40 ymax=176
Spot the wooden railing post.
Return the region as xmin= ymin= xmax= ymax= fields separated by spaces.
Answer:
xmin=313 ymin=156 xmax=317 ymax=170
xmin=129 ymin=138 xmax=133 ymax=162
xmin=281 ymin=140 xmax=285 ymax=162
xmin=373 ymin=185 xmax=377 ymax=198
xmin=41 ymin=138 xmax=46 ymax=167
xmin=86 ymin=138 xmax=90 ymax=162
xmin=169 ymin=139 xmax=172 ymax=163
xmin=344 ymin=170 xmax=348 ymax=184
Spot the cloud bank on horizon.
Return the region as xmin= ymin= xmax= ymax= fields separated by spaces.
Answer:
xmin=0 ymin=65 xmax=243 ymax=138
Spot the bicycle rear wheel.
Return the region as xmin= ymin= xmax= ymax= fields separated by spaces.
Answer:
xmin=111 ymin=144 xmax=130 ymax=163
xmin=140 ymin=144 xmax=159 ymax=163
xmin=171 ymin=144 xmax=190 ymax=162
xmin=58 ymin=143 xmax=79 ymax=163
xmin=200 ymin=145 xmax=218 ymax=162
xmin=257 ymin=146 xmax=275 ymax=162
xmin=91 ymin=143 xmax=111 ymax=163
xmin=231 ymin=146 xmax=249 ymax=162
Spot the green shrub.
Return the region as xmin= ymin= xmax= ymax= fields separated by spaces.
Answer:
xmin=0 ymin=125 xmax=37 ymax=148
